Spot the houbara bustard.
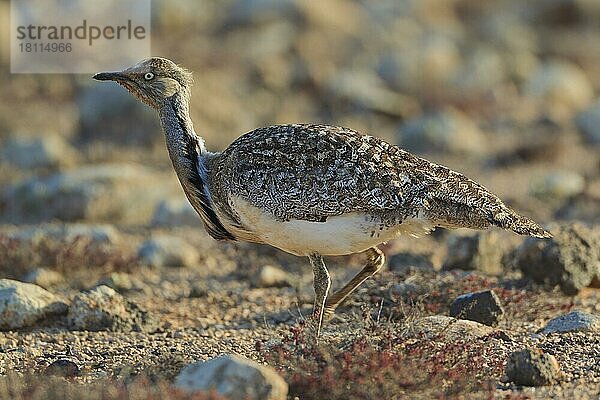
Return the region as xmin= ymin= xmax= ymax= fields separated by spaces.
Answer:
xmin=94 ymin=58 xmax=551 ymax=336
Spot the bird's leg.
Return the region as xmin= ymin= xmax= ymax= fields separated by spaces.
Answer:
xmin=308 ymin=253 xmax=331 ymax=337
xmin=323 ymin=247 xmax=385 ymax=319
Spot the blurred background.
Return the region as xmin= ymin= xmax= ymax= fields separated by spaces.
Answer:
xmin=0 ymin=0 xmax=598 ymax=228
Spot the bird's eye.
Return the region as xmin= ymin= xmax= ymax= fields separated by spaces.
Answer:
xmin=144 ymin=72 xmax=154 ymax=80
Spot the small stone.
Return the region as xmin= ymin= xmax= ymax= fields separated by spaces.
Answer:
xmin=506 ymin=348 xmax=561 ymax=386
xmin=45 ymin=359 xmax=81 ymax=377
xmin=404 ymin=315 xmax=496 ymax=341
xmin=138 ymin=236 xmax=199 ymax=268
xmin=449 ymin=290 xmax=505 ymax=326
xmin=389 ymin=281 xmax=425 ymax=300
xmin=387 ymin=252 xmax=434 ymax=274
xmin=67 ymin=285 xmax=156 ymax=332
xmin=23 ymin=268 xmax=64 ymax=289
xmin=256 ymin=265 xmax=291 ymax=288
xmin=541 ymin=310 xmax=600 ymax=334
xmin=174 ymin=354 xmax=288 ymax=400
xmin=95 ymin=272 xmax=133 ymax=292
xmin=575 ymin=100 xmax=600 ymax=144
xmin=189 ymin=283 xmax=209 ymax=298
xmin=151 ymin=198 xmax=201 ymax=227
xmin=530 ymin=171 xmax=586 ymax=199
xmin=0 ymin=279 xmax=68 ymax=330
xmin=514 ymin=222 xmax=599 ymax=294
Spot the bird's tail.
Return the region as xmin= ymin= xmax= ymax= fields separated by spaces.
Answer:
xmin=490 ymin=209 xmax=552 ymax=238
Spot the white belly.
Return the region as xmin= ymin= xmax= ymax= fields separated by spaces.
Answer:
xmin=226 ymin=196 xmax=433 ymax=256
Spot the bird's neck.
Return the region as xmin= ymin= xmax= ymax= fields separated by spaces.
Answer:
xmin=157 ymin=90 xmax=235 ymax=241
xmin=159 ymin=90 xmax=207 ymax=161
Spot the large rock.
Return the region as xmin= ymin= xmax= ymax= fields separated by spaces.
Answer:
xmin=525 ymin=61 xmax=593 ymax=120
xmin=514 ymin=223 xmax=599 ymax=294
xmin=443 ymin=231 xmax=516 ymax=275
xmin=506 ymin=348 xmax=561 ymax=386
xmin=541 ymin=311 xmax=600 ymax=334
xmin=398 ymin=108 xmax=487 ymax=156
xmin=0 ymin=279 xmax=67 ymax=330
xmin=174 ymin=354 xmax=288 ymax=400
xmin=138 ymin=236 xmax=199 ymax=268
xmin=67 ymin=285 xmax=156 ymax=332
xmin=0 ymin=135 xmax=79 ymax=170
xmin=3 ymin=164 xmax=170 ymax=224
xmin=449 ymin=290 xmax=504 ymax=327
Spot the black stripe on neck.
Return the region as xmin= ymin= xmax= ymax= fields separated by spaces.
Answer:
xmin=175 ymin=111 xmax=235 ymax=241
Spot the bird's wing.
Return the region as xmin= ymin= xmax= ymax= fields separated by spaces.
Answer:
xmin=211 ymin=124 xmax=433 ymax=225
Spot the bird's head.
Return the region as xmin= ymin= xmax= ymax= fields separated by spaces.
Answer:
xmin=93 ymin=57 xmax=193 ymax=109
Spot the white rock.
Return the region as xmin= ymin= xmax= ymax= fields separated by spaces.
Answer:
xmin=174 ymin=354 xmax=288 ymax=400
xmin=0 ymin=279 xmax=67 ymax=330
xmin=257 ymin=265 xmax=291 ymax=288
xmin=541 ymin=311 xmax=600 ymax=334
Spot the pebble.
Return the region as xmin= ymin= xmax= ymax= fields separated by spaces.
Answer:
xmin=403 ymin=315 xmax=496 ymax=341
xmin=0 ymin=279 xmax=68 ymax=330
xmin=174 ymin=354 xmax=288 ymax=400
xmin=506 ymin=348 xmax=562 ymax=386
xmin=256 ymin=265 xmax=292 ymax=288
xmin=138 ymin=235 xmax=199 ymax=268
xmin=449 ymin=289 xmax=505 ymax=327
xmin=541 ymin=310 xmax=600 ymax=334
xmin=45 ymin=358 xmax=81 ymax=377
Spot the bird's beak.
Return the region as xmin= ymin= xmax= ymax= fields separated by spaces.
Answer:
xmin=92 ymin=71 xmax=125 ymax=81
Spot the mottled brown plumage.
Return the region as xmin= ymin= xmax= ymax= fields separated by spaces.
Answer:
xmin=209 ymin=123 xmax=551 ymax=239
xmin=94 ymin=57 xmax=551 ymax=337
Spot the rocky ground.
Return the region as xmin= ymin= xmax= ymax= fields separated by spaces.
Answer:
xmin=1 ymin=0 xmax=599 ymax=399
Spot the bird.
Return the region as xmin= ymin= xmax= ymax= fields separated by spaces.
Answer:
xmin=94 ymin=57 xmax=552 ymax=336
